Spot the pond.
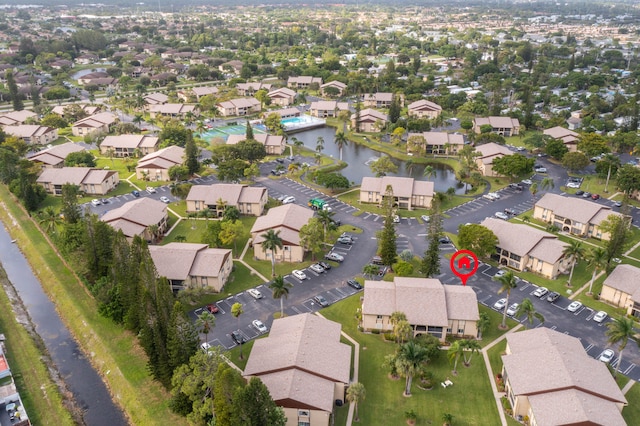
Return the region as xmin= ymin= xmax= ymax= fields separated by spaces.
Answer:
xmin=290 ymin=126 xmax=465 ymax=193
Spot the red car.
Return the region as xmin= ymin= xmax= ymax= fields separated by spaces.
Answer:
xmin=591 ymin=194 xmax=600 ymax=200
xmin=206 ymin=304 xmax=219 ymax=314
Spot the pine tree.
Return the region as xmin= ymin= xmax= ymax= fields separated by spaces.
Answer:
xmin=232 ymin=377 xmax=286 ymax=426
xmin=422 ymin=198 xmax=443 ymax=277
xmin=245 ymin=121 xmax=254 ymax=140
xmin=378 ymin=185 xmax=397 ymax=268
xmin=184 ymin=136 xmax=199 ymax=175
xmin=5 ymin=70 xmax=23 ymax=111
xmin=167 ymin=301 xmax=199 ymax=370
xmin=213 ymin=364 xmax=245 ymax=425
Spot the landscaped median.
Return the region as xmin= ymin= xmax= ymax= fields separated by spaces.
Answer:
xmin=0 ymin=186 xmax=182 ymax=425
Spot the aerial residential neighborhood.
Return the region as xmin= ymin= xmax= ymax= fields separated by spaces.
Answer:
xmin=1 ymin=1 xmax=640 ymax=425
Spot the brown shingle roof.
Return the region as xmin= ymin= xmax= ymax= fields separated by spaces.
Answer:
xmin=29 ymin=142 xmax=85 ymax=166
xmin=250 ymin=204 xmax=314 ymax=235
xmin=137 ymin=145 xmax=184 ymax=169
xmin=148 ymin=242 xmax=230 ymax=281
xmin=536 ymin=193 xmax=624 ymax=225
xmin=101 ymin=134 xmax=159 ymax=150
xmin=603 ymin=264 xmax=640 ymax=300
xmin=528 ymin=389 xmax=626 ymax=426
xmin=187 ymin=183 xmax=265 ymax=206
xmin=101 ymin=198 xmax=167 ymax=237
xmin=360 ymin=176 xmax=434 ymax=199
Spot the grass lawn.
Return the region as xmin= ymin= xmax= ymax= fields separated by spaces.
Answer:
xmin=321 ymin=295 xmax=503 ymax=425
xmin=0 ymin=186 xmax=182 ymax=425
xmin=623 ymin=382 xmax=640 ymax=424
xmin=477 ymin=305 xmax=518 ymax=347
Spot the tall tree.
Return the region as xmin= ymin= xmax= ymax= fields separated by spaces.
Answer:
xmin=167 ymin=301 xmax=199 ymax=370
xmin=346 ymin=382 xmax=366 ymax=422
xmin=563 ymin=240 xmax=585 ymax=287
xmin=494 ymin=271 xmax=518 ymax=329
xmin=616 ymin=164 xmax=640 ymax=197
xmin=421 ymin=198 xmax=443 ymax=277
xmin=396 ymin=340 xmax=429 ymax=396
xmin=448 ymin=340 xmax=464 ymax=374
xmin=514 ymin=298 xmax=545 ymax=328
xmin=476 ymin=311 xmax=491 ymax=340
xmin=315 ymin=136 xmax=325 ymax=153
xmin=457 ymin=223 xmax=498 ymax=259
xmin=260 ymin=229 xmax=283 ymax=277
xmin=170 ymin=348 xmax=221 ymax=422
xmin=334 ymin=131 xmax=348 ymax=161
xmin=231 ymin=302 xmax=244 ymax=359
xmin=269 ymin=275 xmax=292 ymax=318
xmin=232 ymin=377 xmax=286 ymax=426
xmin=586 ymin=247 xmax=608 ymax=295
xmin=5 ymin=70 xmax=23 ymax=111
xmin=299 ymin=218 xmax=324 ymax=260
xmin=378 ymin=185 xmax=398 ymax=268
xmin=606 ymin=316 xmax=636 ymax=378
xmin=60 ymin=183 xmax=82 ymax=224
xmin=213 ymin=364 xmax=245 ymax=425
xmin=245 ymin=121 xmax=254 ymax=140
xmin=601 ymin=214 xmax=632 ymax=264
xmin=184 ymin=136 xmax=199 ymax=175
xmin=370 ymin=155 xmax=398 ymax=177
xmin=461 ymin=339 xmax=481 ymax=366
xmin=196 ymin=310 xmax=216 ymax=346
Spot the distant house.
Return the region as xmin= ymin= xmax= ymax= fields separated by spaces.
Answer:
xmin=267 ymin=87 xmax=296 ymax=106
xmin=71 ymin=112 xmax=117 ymax=137
xmin=267 ymin=107 xmax=301 ymax=119
xmin=287 ymin=76 xmax=323 ymax=89
xmin=51 ymin=104 xmax=100 ymax=118
xmin=502 ymin=328 xmax=626 ymax=425
xmin=363 ymin=92 xmax=402 ymax=109
xmin=36 ymin=167 xmax=119 ymax=195
xmin=534 ymin=193 xmax=628 ymax=241
xmin=481 ymin=218 xmax=571 ymax=279
xmin=236 ymin=82 xmax=271 ymax=97
xmin=186 ymin=183 xmax=268 ymax=216
xmin=217 ymin=98 xmax=261 ymax=117
xmin=309 ymin=100 xmax=349 ymax=118
xmin=244 ymin=313 xmax=351 ymax=426
xmin=360 ymin=176 xmax=433 ymax=210
xmin=407 ymin=131 xmax=464 ymax=155
xmin=250 ymin=204 xmax=314 ymax=263
xmin=0 ymin=110 xmax=37 ymax=126
xmin=77 ymin=71 xmax=109 ymax=85
xmin=320 ymin=80 xmax=347 ymax=97
xmin=407 ymin=99 xmax=442 ymax=119
xmin=100 ymin=134 xmax=160 ymax=157
xmin=226 ymin=133 xmax=286 ymax=155
xmin=29 ymin=142 xmax=85 ymax=169
xmin=135 ymin=145 xmax=185 ymax=181
xmin=188 ymin=86 xmax=219 ymax=101
xmin=543 ymin=126 xmax=580 ymax=152
xmin=361 ymin=277 xmax=479 ymax=342
xmin=219 ymin=60 xmax=244 ymax=74
xmin=473 ymin=116 xmax=520 ymax=136
xmin=143 ymin=92 xmax=168 ymax=105
xmin=101 ymin=198 xmax=168 ymax=241
xmin=474 ymin=142 xmax=514 ymax=176
xmin=3 ymin=125 xmax=57 ymax=145
xmin=148 ymin=243 xmax=233 ymax=291
xmin=148 ymin=103 xmax=198 ymax=119
xmin=567 ymin=110 xmax=583 ymax=130
xmin=599 ymin=264 xmax=640 ymax=317
xmin=351 ymin=108 xmax=388 ymax=132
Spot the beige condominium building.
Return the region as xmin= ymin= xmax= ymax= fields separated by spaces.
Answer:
xmin=360 ymin=176 xmax=433 ymax=210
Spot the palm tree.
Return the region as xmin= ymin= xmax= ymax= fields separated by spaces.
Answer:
xmin=476 ymin=311 xmax=491 ymax=340
xmin=563 ymin=240 xmax=585 ymax=287
xmin=315 ymin=209 xmax=336 ymax=241
xmin=529 ymin=182 xmax=538 ymax=197
xmin=586 ymin=247 xmax=608 ymax=295
xmin=346 ymin=382 xmax=365 ymax=422
xmin=423 ymin=165 xmax=437 ymax=180
xmin=540 ymin=177 xmax=554 ymax=192
xmin=38 ymin=207 xmax=61 ymax=234
xmin=290 ymin=136 xmax=304 ymax=148
xmin=442 ymin=413 xmax=454 ymax=426
xmin=133 ymin=112 xmax=144 ymax=129
xmin=148 ymin=224 xmax=160 ymax=244
xmin=396 ymin=340 xmax=429 ymax=396
xmin=196 ymin=310 xmax=216 ymax=345
xmin=363 ymin=264 xmax=379 ymax=279
xmin=448 ymin=340 xmax=465 ymax=374
xmin=461 ymin=340 xmax=481 ymax=366
xmin=260 ymin=229 xmax=283 ymax=277
xmin=315 ymin=136 xmax=325 ymax=153
xmin=494 ymin=271 xmax=518 ymax=329
xmin=606 ymin=316 xmax=635 ymax=377
xmin=269 ymin=275 xmax=292 ymax=317
xmin=514 ymin=298 xmax=545 ymax=328
xmin=231 ymin=302 xmax=244 ymax=359
xmin=394 ymin=320 xmax=412 ymax=345
xmin=334 ymin=131 xmax=348 ymax=161
xmin=196 ymin=120 xmax=206 ymax=136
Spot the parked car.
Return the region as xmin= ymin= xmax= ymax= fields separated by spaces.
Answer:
xmin=282 ymin=196 xmax=296 ymax=204
xmin=146 ymin=186 xmax=157 ymax=193
xmin=504 ymin=208 xmax=517 ymax=216
xmin=314 ymin=295 xmax=330 ymax=307
xmin=506 ymin=303 xmax=520 ymax=316
xmin=494 ymin=211 xmax=509 ymax=220
xmin=100 ymin=198 xmax=109 ymax=204
xmin=91 ymin=198 xmax=101 ymax=206
xmin=521 ymin=179 xmax=533 ymax=185
xmin=483 ymin=192 xmax=500 ymax=201
xmin=508 ymin=183 xmax=524 ymax=191
xmin=421 ymin=215 xmax=430 ymax=223
xmin=231 ymin=330 xmax=245 ymax=345
xmin=591 ymin=194 xmax=600 ymax=200
xmin=566 ymin=182 xmax=580 ymax=189
xmin=347 ymin=279 xmax=362 ymax=290
xmin=337 ymin=236 xmax=353 ymax=245
xmin=493 ymin=298 xmax=507 ymax=310
xmin=533 ymin=287 xmax=548 ymax=298
xmin=292 ymin=269 xmax=307 ymax=280
xmin=318 ymin=261 xmax=331 ymax=271
xmin=494 ymin=269 xmax=506 ymax=278
xmin=201 ymin=342 xmax=211 ymax=352
xmin=160 ymin=196 xmax=170 ymax=203
xmin=439 ymin=237 xmax=451 ymax=244
xmin=534 ymin=166 xmax=547 ymax=173
xmin=309 ymin=263 xmax=325 ymax=274
xmin=252 ymin=320 xmax=268 ymax=333
xmin=593 ymin=310 xmax=608 ymax=323
xmin=575 ymin=190 xmax=585 ymax=196
xmin=393 ymin=215 xmax=400 ymax=223
xmin=614 ymin=201 xmax=623 ymax=207
xmin=206 ymin=304 xmax=219 ymax=314
xmin=546 ymin=291 xmax=560 ymax=302
xmin=131 ymin=190 xmax=140 ymax=197
xmin=582 ymin=192 xmax=592 ymax=198
xmin=599 ymin=349 xmax=615 ymax=363
xmin=325 ymin=252 xmax=344 ymax=262
xmin=247 ymin=288 xmax=263 ymax=299
xmin=567 ymin=301 xmax=583 ymax=312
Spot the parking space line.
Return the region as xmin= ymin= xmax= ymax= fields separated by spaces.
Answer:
xmin=624 ymin=364 xmax=635 ymax=375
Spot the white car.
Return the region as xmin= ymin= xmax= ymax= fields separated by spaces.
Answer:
xmin=599 ymin=349 xmax=615 ymax=363
xmin=521 ymin=179 xmax=533 ymax=185
xmin=159 ymin=196 xmax=171 ymax=203
xmin=506 ymin=303 xmax=519 ymax=316
xmin=488 ymin=192 xmax=501 ymax=199
xmin=493 ymin=298 xmax=508 ymax=310
xmin=282 ymin=196 xmax=296 ymax=204
xmin=534 ymin=166 xmax=547 ymax=173
xmin=292 ymin=269 xmax=307 ymax=280
xmin=421 ymin=215 xmax=430 ymax=223
xmin=309 ymin=263 xmax=325 ymax=274
xmin=325 ymin=252 xmax=344 ymax=262
xmin=483 ymin=193 xmax=498 ymax=201
xmin=393 ymin=215 xmax=400 ymax=223
xmin=252 ymin=320 xmax=268 ymax=333
xmin=494 ymin=211 xmax=509 ymax=220
xmin=146 ymin=186 xmax=157 ymax=193
xmin=200 ymin=342 xmax=211 ymax=352
xmin=567 ymin=301 xmax=583 ymax=312
xmin=533 ymin=287 xmax=549 ymax=298
xmin=566 ymin=182 xmax=580 ymax=189
xmin=593 ymin=311 xmax=608 ymax=323
xmin=91 ymin=198 xmax=101 ymax=206
xmin=247 ymin=288 xmax=263 ymax=299
xmin=494 ymin=270 xmax=506 ymax=278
